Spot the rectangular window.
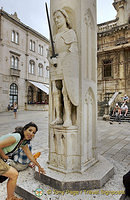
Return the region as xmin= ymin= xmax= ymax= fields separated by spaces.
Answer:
xmin=15 ymin=57 xmax=19 ymax=69
xmin=12 ymin=31 xmax=15 ymax=42
xmin=11 ymin=56 xmax=19 ymax=69
xmin=30 ymin=40 xmax=32 ymax=50
xmin=30 ymin=40 xmax=35 ymax=51
xmin=32 ymin=41 xmax=35 ymax=51
xmin=15 ymin=32 xmax=19 ymax=44
xmin=38 ymin=45 xmax=41 ymax=54
xmin=11 ymin=56 xmax=15 ymax=68
xmin=103 ymin=60 xmax=112 ymax=78
xmin=11 ymin=31 xmax=19 ymax=44
xmin=41 ymin=46 xmax=43 ymax=55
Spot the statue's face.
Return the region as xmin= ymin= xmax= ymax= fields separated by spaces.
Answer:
xmin=54 ymin=11 xmax=66 ymax=29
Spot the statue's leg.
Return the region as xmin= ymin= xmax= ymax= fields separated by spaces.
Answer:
xmin=51 ymin=80 xmax=63 ymax=125
xmin=62 ymin=80 xmax=72 ymax=127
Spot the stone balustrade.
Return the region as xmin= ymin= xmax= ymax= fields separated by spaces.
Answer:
xmin=98 ymin=20 xmax=118 ymax=33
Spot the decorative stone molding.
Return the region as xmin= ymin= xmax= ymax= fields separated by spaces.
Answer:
xmin=84 ymin=9 xmax=94 ymax=30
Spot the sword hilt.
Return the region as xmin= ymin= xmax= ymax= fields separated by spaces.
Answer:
xmin=50 ymin=53 xmax=58 ymax=67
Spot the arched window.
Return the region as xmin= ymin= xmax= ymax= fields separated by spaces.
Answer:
xmin=29 ymin=60 xmax=35 ymax=74
xmin=45 ymin=66 xmax=49 ymax=78
xmin=38 ymin=63 xmax=43 ymax=76
xmin=9 ymin=83 xmax=18 ymax=106
xmin=28 ymin=86 xmax=33 ymax=103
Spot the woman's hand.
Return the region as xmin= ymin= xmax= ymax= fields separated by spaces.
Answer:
xmin=38 ymin=166 xmax=46 ymax=175
xmin=22 ymin=145 xmax=46 ymax=175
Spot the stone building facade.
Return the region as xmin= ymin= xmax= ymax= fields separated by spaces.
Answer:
xmin=0 ymin=9 xmax=49 ymax=112
xmin=97 ymin=0 xmax=130 ymax=115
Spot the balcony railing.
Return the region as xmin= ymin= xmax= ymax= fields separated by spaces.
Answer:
xmin=98 ymin=21 xmax=117 ymax=33
xmin=10 ymin=68 xmax=20 ymax=77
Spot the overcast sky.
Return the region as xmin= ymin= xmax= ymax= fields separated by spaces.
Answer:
xmin=0 ymin=0 xmax=117 ymax=39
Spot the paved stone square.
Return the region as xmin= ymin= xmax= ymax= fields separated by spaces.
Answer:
xmin=0 ymin=110 xmax=129 ymax=200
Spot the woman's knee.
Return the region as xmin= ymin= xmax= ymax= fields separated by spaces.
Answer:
xmin=3 ymin=166 xmax=18 ymax=179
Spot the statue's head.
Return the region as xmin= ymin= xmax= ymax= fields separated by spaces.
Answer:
xmin=53 ymin=9 xmax=71 ymax=29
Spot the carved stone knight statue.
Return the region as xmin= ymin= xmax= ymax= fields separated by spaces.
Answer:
xmin=49 ymin=9 xmax=79 ymax=127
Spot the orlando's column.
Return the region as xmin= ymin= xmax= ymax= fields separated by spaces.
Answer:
xmin=35 ymin=0 xmax=114 ymax=190
xmin=48 ymin=0 xmax=97 ymax=173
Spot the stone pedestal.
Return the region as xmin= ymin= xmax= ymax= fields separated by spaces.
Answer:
xmin=48 ymin=125 xmax=98 ymax=173
xmin=48 ymin=125 xmax=80 ymax=173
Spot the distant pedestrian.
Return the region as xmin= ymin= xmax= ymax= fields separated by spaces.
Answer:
xmin=13 ymin=102 xmax=17 ymax=119
xmin=7 ymin=104 xmax=11 ymax=111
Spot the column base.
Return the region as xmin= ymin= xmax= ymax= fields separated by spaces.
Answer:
xmin=35 ymin=155 xmax=114 ymax=191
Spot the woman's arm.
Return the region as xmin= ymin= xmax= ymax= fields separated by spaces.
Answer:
xmin=0 ymin=136 xmax=16 ymax=160
xmin=22 ymin=145 xmax=45 ymax=174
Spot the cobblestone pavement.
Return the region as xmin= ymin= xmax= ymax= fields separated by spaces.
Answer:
xmin=0 ymin=110 xmax=129 ymax=200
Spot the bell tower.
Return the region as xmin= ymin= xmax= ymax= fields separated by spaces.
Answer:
xmin=113 ymin=0 xmax=130 ymax=24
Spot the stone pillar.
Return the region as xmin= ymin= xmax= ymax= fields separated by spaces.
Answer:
xmin=35 ymin=0 xmax=114 ymax=190
xmin=48 ymin=0 xmax=97 ymax=173
xmin=119 ymin=50 xmax=125 ymax=92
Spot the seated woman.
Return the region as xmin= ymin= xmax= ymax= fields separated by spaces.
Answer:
xmin=0 ymin=122 xmax=45 ymax=200
xmin=8 ymin=126 xmax=41 ymax=171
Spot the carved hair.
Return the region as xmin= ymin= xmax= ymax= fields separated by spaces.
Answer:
xmin=53 ymin=9 xmax=71 ymax=29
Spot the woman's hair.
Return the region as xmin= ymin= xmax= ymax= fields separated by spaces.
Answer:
xmin=14 ymin=122 xmax=38 ymax=140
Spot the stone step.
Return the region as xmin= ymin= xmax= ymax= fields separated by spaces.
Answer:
xmin=110 ymin=116 xmax=130 ymax=122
